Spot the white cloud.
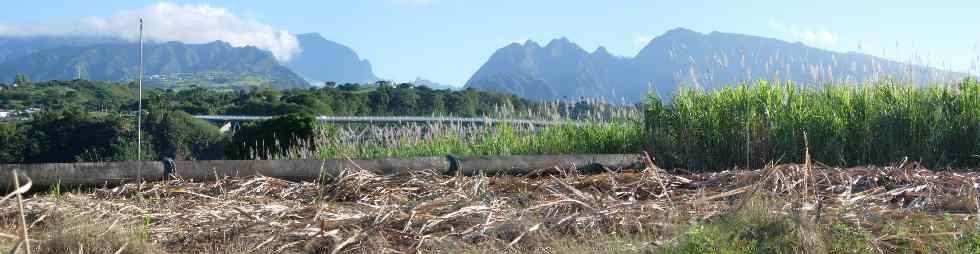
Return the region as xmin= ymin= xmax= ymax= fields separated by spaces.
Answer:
xmin=389 ymin=0 xmax=436 ymax=7
xmin=769 ymin=19 xmax=838 ymax=46
xmin=0 ymin=2 xmax=300 ymax=62
xmin=634 ymin=36 xmax=652 ymax=46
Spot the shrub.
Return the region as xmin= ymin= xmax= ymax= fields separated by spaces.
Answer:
xmin=19 ymin=109 xmax=148 ymax=163
xmin=226 ymin=112 xmax=318 ymax=159
xmin=144 ymin=110 xmax=225 ymax=160
xmin=0 ymin=123 xmax=23 ymax=163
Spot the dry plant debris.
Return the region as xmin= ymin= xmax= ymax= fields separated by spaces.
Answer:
xmin=1 ymin=161 xmax=979 ymax=253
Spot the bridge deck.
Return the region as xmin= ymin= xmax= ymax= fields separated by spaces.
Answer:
xmin=194 ymin=115 xmax=566 ymax=126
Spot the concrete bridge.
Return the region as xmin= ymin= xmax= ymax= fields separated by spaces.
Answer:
xmin=193 ymin=115 xmax=566 ymax=126
xmin=193 ymin=115 xmax=574 ymax=134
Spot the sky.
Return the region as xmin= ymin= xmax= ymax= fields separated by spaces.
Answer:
xmin=1 ymin=0 xmax=979 ymax=86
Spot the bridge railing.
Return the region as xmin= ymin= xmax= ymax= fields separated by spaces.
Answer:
xmin=193 ymin=115 xmax=570 ymax=126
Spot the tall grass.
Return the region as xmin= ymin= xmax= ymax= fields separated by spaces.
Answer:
xmin=256 ymin=122 xmax=644 ymax=160
xmin=646 ymin=78 xmax=980 ymax=170
xmin=243 ymin=100 xmax=647 ymax=160
xmin=316 ymin=122 xmax=643 ymax=159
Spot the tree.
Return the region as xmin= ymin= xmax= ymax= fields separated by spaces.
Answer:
xmin=0 ymin=123 xmax=24 ymax=163
xmin=446 ymin=90 xmax=478 ymax=117
xmin=338 ymin=83 xmax=359 ymax=91
xmin=284 ymin=92 xmax=332 ymax=115
xmin=390 ymin=85 xmax=420 ymax=115
xmin=21 ymin=109 xmax=143 ymax=163
xmin=226 ymin=112 xmax=318 ymax=159
xmin=376 ymin=80 xmax=393 ymax=88
xmin=145 ymin=110 xmax=224 ymax=160
xmin=13 ymin=74 xmax=28 ymax=85
xmin=397 ymin=83 xmax=414 ymax=89
xmin=419 ymin=88 xmax=446 ymax=115
xmin=369 ymin=85 xmax=393 ymax=115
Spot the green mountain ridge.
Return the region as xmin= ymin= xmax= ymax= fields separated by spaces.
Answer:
xmin=0 ymin=36 xmax=127 ymax=63
xmin=0 ymin=40 xmax=309 ymax=90
xmin=465 ymin=28 xmax=967 ymax=102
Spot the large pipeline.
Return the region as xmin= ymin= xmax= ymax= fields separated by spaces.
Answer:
xmin=0 ymin=154 xmax=642 ymax=189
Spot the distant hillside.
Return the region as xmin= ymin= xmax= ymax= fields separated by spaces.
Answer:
xmin=286 ymin=33 xmax=379 ymax=84
xmin=0 ymin=40 xmax=309 ymax=90
xmin=464 ymin=38 xmax=626 ymax=100
xmin=0 ymin=33 xmax=383 ymax=90
xmin=0 ymin=36 xmax=126 ymax=63
xmin=465 ymin=28 xmax=964 ymax=102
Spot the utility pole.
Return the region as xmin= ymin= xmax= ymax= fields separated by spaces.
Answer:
xmin=137 ymin=18 xmax=144 ymax=181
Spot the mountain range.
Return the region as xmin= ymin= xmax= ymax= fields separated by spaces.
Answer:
xmin=0 ymin=28 xmax=966 ymax=101
xmin=286 ymin=33 xmax=379 ymax=85
xmin=0 ymin=40 xmax=309 ymax=89
xmin=0 ymin=33 xmax=381 ymax=89
xmin=465 ymin=28 xmax=964 ymax=102
xmin=0 ymin=36 xmax=127 ymax=63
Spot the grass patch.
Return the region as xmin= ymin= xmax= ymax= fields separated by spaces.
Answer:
xmin=665 ymin=196 xmax=826 ymax=254
xmin=430 ymin=231 xmax=663 ymax=254
xmin=663 ymin=196 xmax=980 ymax=254
xmin=27 ymin=212 xmax=163 ymax=254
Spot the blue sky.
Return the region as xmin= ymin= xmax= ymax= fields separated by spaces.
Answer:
xmin=2 ymin=1 xmax=978 ymax=86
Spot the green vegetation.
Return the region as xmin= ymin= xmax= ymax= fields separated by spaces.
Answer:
xmin=143 ymin=110 xmax=224 ymax=160
xmin=667 ymin=197 xmax=825 ymax=253
xmin=646 ymin=78 xmax=980 ymax=170
xmin=16 ymin=109 xmax=143 ymax=163
xmin=304 ymin=122 xmax=643 ymax=160
xmin=0 ymin=40 xmax=309 ymax=90
xmin=227 ymin=112 xmax=319 ymax=159
xmin=0 ymin=79 xmax=136 ymax=112
xmin=0 ymin=109 xmax=226 ymax=163
xmin=13 ymin=73 xmax=28 ymax=85
xmin=0 ymin=123 xmax=22 ymax=162
xmin=663 ymin=198 xmax=980 ymax=253
xmin=0 ymin=79 xmax=639 ymax=163
xmin=8 ymin=77 xmax=980 ymax=170
xmin=144 ymin=72 xmax=283 ymax=91
xmin=0 ymin=79 xmax=546 ymax=117
xmin=25 ymin=211 xmax=163 ymax=254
